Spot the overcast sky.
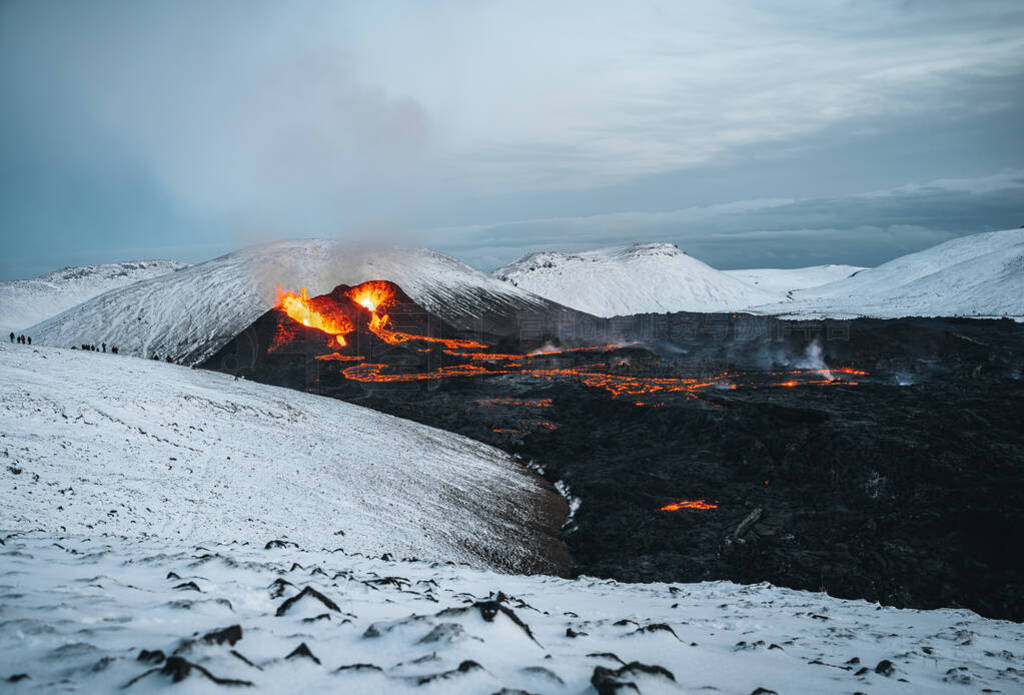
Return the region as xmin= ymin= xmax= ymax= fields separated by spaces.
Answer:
xmin=2 ymin=0 xmax=1023 ymax=279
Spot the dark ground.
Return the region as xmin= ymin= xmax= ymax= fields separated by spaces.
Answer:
xmin=205 ymin=296 xmax=1024 ymax=621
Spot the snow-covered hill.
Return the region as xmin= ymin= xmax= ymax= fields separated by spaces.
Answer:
xmin=26 ymin=240 xmax=562 ymax=365
xmin=0 ymin=342 xmax=566 ymax=573
xmin=3 ymin=532 xmax=1022 ymax=693
xmin=724 ymin=264 xmax=864 ymax=296
xmin=493 ymin=243 xmax=775 ymax=317
xmin=756 ymin=228 xmax=1024 ymax=319
xmin=0 ymin=259 xmax=187 ymax=335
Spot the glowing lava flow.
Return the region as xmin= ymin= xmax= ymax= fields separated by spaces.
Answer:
xmin=275 ymin=281 xmax=869 ymax=404
xmin=275 ymin=286 xmax=353 ymax=347
xmin=337 ymin=360 xmax=865 ymax=401
xmin=346 ymin=281 xmax=488 ymax=349
xmin=660 ymin=499 xmax=718 ymax=511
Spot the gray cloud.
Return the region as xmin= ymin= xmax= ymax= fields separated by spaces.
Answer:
xmin=1 ymin=1 xmax=1023 ymax=278
xmin=435 ymin=171 xmax=1024 ymax=269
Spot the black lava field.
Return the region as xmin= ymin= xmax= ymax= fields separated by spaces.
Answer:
xmin=204 ymin=281 xmax=1024 ymax=621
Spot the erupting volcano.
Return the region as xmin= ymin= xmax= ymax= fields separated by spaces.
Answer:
xmin=223 ymin=280 xmax=874 ymax=408
xmin=276 ymin=280 xmax=487 ymax=352
xmin=275 ymin=286 xmax=354 ymax=347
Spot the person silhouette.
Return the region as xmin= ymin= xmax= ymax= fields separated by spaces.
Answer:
xmin=26 ymin=336 xmax=31 ymax=345
xmin=8 ymin=332 xmax=13 ymax=343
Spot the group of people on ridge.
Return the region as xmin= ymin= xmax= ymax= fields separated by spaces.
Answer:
xmin=7 ymin=332 xmax=124 ymax=355
xmin=79 ymin=343 xmax=118 ymax=354
xmin=8 ymin=332 xmax=175 ymax=362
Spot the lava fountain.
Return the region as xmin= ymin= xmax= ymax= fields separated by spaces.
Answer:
xmin=275 ymin=286 xmax=354 ymax=347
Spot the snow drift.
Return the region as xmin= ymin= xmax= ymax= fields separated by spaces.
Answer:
xmin=0 ymin=342 xmax=567 ymax=573
xmin=26 ymin=240 xmax=566 ymax=365
xmin=0 ymin=259 xmax=187 ymax=335
xmin=494 ymin=242 xmax=775 ymax=317
xmin=723 ymin=264 xmax=864 ymax=296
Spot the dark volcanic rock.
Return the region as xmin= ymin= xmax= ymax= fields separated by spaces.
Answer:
xmin=285 ymin=642 xmax=321 ymax=665
xmin=275 ymin=586 xmax=340 ymax=616
xmin=203 ymin=297 xmax=1024 ymax=621
xmin=875 ymin=659 xmax=896 ymax=676
xmin=591 ymin=661 xmax=676 ymax=694
xmin=202 ymin=624 xmax=243 ymax=646
xmin=415 ymin=660 xmax=484 ymax=685
xmin=124 ymin=656 xmax=255 ymax=688
xmin=136 ymin=649 xmax=165 ymax=664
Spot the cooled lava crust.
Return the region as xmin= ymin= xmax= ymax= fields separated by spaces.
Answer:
xmin=204 ymin=282 xmax=1024 ymax=621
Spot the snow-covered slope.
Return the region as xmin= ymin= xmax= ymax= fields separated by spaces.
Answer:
xmin=0 ymin=342 xmax=565 ymax=574
xmin=0 ymin=259 xmax=187 ymax=335
xmin=757 ymin=228 xmax=1024 ymax=319
xmin=724 ymin=264 xmax=864 ymax=296
xmin=493 ymin=243 xmax=775 ymax=317
xmin=26 ymin=240 xmax=560 ymax=364
xmin=3 ymin=531 xmax=1022 ymax=693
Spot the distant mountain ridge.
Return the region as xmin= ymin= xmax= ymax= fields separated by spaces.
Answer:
xmin=493 ymin=242 xmax=775 ymax=317
xmin=755 ymin=228 xmax=1024 ymax=319
xmin=0 ymin=259 xmax=187 ymax=334
xmin=20 ymin=229 xmax=1023 ymax=358
xmin=495 ymin=230 xmax=1023 ymax=319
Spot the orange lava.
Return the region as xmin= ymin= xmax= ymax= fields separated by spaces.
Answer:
xmin=313 ymin=352 xmax=365 ymax=362
xmin=477 ymin=397 xmax=553 ymax=407
xmin=345 ymin=281 xmax=488 ymax=349
xmin=346 ymin=281 xmax=396 ymax=314
xmin=275 ymin=286 xmax=353 ymax=347
xmin=342 ymin=362 xmax=500 ymax=383
xmin=660 ymin=499 xmax=718 ymax=511
xmin=333 ymin=359 xmax=867 ymax=403
xmin=275 ymin=281 xmax=869 ymax=406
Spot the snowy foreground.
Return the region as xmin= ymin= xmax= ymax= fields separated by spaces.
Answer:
xmin=2 ymin=531 xmax=1023 ymax=694
xmin=4 ymin=323 xmax=1024 ymax=693
xmin=0 ymin=343 xmax=564 ymax=574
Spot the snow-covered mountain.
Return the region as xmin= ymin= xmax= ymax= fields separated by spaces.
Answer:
xmin=0 ymin=259 xmax=187 ymax=335
xmin=493 ymin=242 xmax=775 ymax=317
xmin=724 ymin=264 xmax=864 ymax=296
xmin=0 ymin=342 xmax=566 ymax=574
xmin=757 ymin=228 xmax=1024 ymax=319
xmin=4 ymin=532 xmax=1022 ymax=692
xmin=26 ymin=240 xmax=565 ymax=365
